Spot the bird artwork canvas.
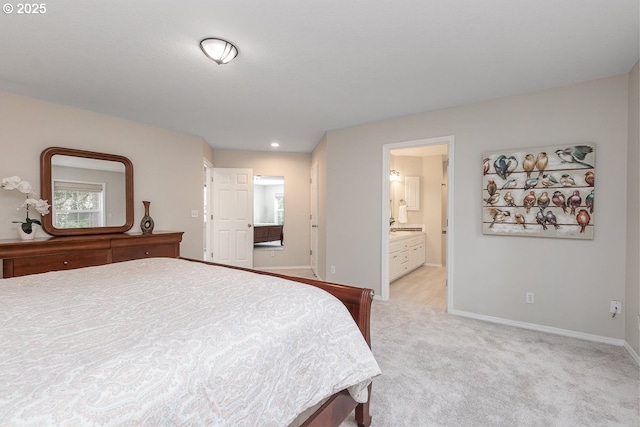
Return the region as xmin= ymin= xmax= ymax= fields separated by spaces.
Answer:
xmin=482 ymin=143 xmax=595 ymax=239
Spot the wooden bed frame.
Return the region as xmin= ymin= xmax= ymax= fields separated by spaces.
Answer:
xmin=183 ymin=258 xmax=374 ymax=427
xmin=254 ymin=224 xmax=284 ymax=245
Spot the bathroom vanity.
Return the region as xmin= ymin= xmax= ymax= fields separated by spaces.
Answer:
xmin=389 ymin=231 xmax=425 ymax=282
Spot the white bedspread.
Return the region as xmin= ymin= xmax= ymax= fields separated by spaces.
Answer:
xmin=0 ymin=258 xmax=380 ymax=426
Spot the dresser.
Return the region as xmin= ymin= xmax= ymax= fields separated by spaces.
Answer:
xmin=0 ymin=231 xmax=183 ymax=278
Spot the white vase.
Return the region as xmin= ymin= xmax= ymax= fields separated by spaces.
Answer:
xmin=18 ymin=225 xmax=36 ymax=240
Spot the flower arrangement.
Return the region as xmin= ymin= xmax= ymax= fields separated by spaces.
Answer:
xmin=1 ymin=176 xmax=50 ymax=235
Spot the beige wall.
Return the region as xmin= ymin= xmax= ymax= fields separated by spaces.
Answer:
xmin=0 ymin=91 xmax=206 ymax=259
xmin=625 ymin=61 xmax=640 ymax=356
xmin=210 ymin=150 xmax=311 ymax=269
xmin=203 ymin=142 xmax=214 ymax=165
xmin=321 ymin=74 xmax=630 ymax=340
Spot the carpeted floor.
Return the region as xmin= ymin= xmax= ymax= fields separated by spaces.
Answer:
xmin=341 ymin=299 xmax=639 ymax=427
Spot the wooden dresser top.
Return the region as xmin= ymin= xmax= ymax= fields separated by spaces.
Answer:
xmin=0 ymin=231 xmax=183 ymax=258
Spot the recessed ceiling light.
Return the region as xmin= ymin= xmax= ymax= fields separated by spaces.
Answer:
xmin=270 ymin=142 xmax=280 ymax=148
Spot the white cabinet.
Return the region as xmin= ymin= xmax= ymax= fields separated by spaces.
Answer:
xmin=389 ymin=240 xmax=409 ymax=281
xmin=404 ymin=176 xmax=420 ymax=211
xmin=408 ymin=238 xmax=425 ymax=269
xmin=389 ymin=233 xmax=425 ymax=282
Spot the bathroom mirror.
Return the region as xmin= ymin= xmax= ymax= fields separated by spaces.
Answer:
xmin=40 ymin=147 xmax=134 ymax=236
xmin=253 ymin=175 xmax=284 ymax=247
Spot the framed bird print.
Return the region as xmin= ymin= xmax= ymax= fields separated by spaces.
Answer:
xmin=482 ymin=143 xmax=595 ymax=239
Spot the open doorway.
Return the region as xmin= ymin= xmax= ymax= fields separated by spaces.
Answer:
xmin=381 ymin=136 xmax=454 ymax=313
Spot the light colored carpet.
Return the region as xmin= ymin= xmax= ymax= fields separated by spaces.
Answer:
xmin=341 ymin=299 xmax=639 ymax=426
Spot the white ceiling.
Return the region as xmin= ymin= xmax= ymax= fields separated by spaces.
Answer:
xmin=0 ymin=1 xmax=637 ymax=153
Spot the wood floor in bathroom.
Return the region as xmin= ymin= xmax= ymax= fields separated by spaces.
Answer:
xmin=390 ymin=265 xmax=446 ymax=311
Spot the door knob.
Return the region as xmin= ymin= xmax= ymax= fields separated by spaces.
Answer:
xmin=248 ymin=224 xmax=252 ymax=227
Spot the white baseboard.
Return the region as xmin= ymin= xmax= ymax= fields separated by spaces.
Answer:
xmin=256 ymin=265 xmax=312 ymax=271
xmin=624 ymin=341 xmax=640 ymax=366
xmin=451 ymin=309 xmax=626 ymax=347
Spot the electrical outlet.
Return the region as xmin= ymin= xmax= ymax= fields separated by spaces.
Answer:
xmin=191 ymin=210 xmax=199 ymax=218
xmin=525 ymin=292 xmax=534 ymax=304
xmin=330 ymin=265 xmax=336 ymax=274
xmin=610 ymin=300 xmax=622 ymax=315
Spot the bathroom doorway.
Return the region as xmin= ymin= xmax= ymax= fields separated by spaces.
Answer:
xmin=381 ymin=136 xmax=454 ymax=312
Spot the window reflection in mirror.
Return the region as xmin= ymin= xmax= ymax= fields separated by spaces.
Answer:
xmin=51 ymin=155 xmax=127 ymax=228
xmin=253 ymin=175 xmax=284 ymax=248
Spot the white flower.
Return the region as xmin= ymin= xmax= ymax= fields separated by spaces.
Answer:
xmin=22 ymin=198 xmax=50 ymax=216
xmin=1 ymin=176 xmax=21 ymax=189
xmin=15 ymin=180 xmax=33 ymax=194
xmin=2 ymin=176 xmax=49 ymax=223
xmin=2 ymin=176 xmax=21 ymax=190
xmin=1 ymin=176 xmax=33 ymax=194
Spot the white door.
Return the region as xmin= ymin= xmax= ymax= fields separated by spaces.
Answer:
xmin=211 ymin=168 xmax=254 ymax=268
xmin=310 ymin=162 xmax=319 ymax=277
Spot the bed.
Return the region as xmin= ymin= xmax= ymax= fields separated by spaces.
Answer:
xmin=0 ymin=257 xmax=380 ymax=426
xmin=254 ymin=223 xmax=284 ymax=245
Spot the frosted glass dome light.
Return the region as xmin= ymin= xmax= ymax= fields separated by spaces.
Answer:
xmin=200 ymin=38 xmax=238 ymax=65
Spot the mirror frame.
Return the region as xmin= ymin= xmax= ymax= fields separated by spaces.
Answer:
xmin=40 ymin=147 xmax=134 ymax=236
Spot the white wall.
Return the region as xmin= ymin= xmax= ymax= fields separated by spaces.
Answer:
xmin=0 ymin=90 xmax=206 ymax=259
xmin=211 ymin=150 xmax=311 ymax=269
xmin=625 ymin=61 xmax=640 ymax=356
xmin=321 ymin=74 xmax=630 ymax=340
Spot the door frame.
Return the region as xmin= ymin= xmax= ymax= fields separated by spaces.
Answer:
xmin=310 ymin=161 xmax=319 ymax=277
xmin=381 ymin=135 xmax=455 ymax=314
xmin=204 ymin=160 xmax=213 ymax=261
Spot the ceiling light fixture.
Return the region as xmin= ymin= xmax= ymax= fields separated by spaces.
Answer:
xmin=270 ymin=142 xmax=280 ymax=148
xmin=200 ymin=38 xmax=238 ymax=65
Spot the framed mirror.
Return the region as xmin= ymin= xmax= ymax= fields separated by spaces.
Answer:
xmin=40 ymin=147 xmax=134 ymax=236
xmin=253 ymin=175 xmax=284 ymax=248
